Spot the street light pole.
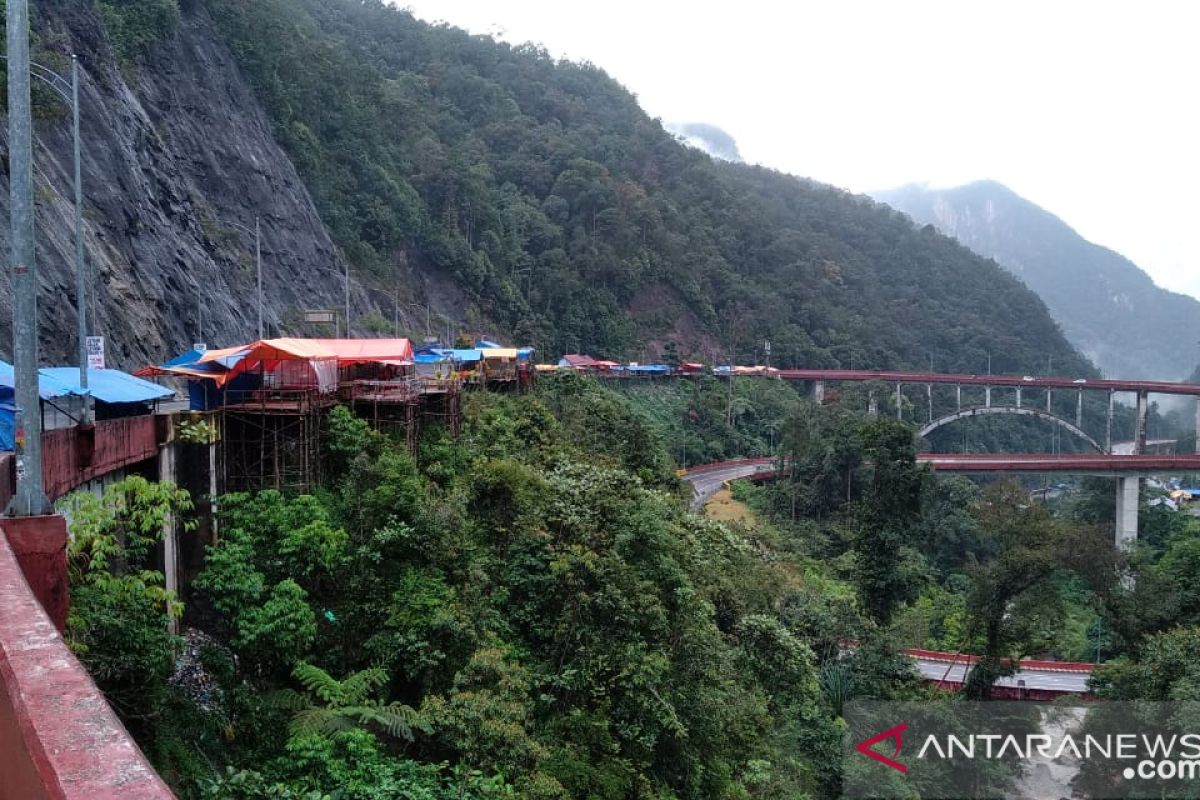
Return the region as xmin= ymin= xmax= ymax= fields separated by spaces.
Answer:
xmin=255 ymin=216 xmax=262 ymax=339
xmin=6 ymin=0 xmax=50 ymax=515
xmin=221 ymin=217 xmax=263 ymax=339
xmin=71 ymin=55 xmax=90 ymax=423
xmin=1 ymin=51 xmax=90 ymax=423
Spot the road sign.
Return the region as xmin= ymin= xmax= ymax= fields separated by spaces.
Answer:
xmin=193 ymin=342 xmax=207 ymax=353
xmin=85 ymin=335 xmax=105 ymax=369
xmin=304 ymin=309 xmax=336 ymax=324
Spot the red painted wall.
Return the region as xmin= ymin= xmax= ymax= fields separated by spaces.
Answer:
xmin=1 ymin=516 xmax=68 ymax=632
xmin=0 ymin=533 xmax=174 ymax=799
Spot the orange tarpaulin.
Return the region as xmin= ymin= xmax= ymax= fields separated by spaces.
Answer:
xmin=198 ymin=338 xmax=413 ymax=365
xmin=197 ymin=338 xmax=414 ymax=388
xmin=314 ymin=338 xmax=414 ymax=364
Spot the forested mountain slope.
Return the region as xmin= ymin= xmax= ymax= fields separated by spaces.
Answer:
xmin=875 ymin=181 xmax=1200 ymax=380
xmin=4 ymin=0 xmax=1093 ymax=379
xmin=199 ymin=0 xmax=1093 ymax=375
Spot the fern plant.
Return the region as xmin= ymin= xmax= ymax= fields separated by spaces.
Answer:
xmin=270 ymin=662 xmax=429 ymax=743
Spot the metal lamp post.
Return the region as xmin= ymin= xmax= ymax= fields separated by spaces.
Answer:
xmin=1 ymin=51 xmax=90 ymax=425
xmin=222 ymin=216 xmax=263 ymax=339
xmin=313 ymin=264 xmax=351 ymax=337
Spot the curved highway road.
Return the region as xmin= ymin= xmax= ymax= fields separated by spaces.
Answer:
xmin=682 ymin=459 xmax=775 ymax=511
xmin=680 ymin=461 xmax=1095 ymax=695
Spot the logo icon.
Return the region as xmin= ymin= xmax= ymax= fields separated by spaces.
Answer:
xmin=855 ymin=722 xmax=909 ymax=774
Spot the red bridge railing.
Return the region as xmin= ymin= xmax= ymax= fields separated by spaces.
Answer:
xmin=41 ymin=416 xmax=160 ymax=501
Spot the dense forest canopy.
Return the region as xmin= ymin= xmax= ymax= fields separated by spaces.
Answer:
xmin=191 ymin=0 xmax=1093 ymax=376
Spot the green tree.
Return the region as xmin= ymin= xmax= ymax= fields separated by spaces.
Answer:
xmin=961 ymin=481 xmax=1072 ymax=698
xmin=850 ymin=419 xmax=929 ymax=624
xmin=65 ymin=477 xmax=192 ymax=721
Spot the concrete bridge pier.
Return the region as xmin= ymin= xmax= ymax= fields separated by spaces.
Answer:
xmin=1195 ymin=398 xmax=1200 ymax=454
xmin=985 ymin=385 xmax=992 ymax=407
xmin=158 ymin=442 xmax=179 ymax=633
xmin=1106 ymin=389 xmax=1114 ymax=453
xmin=813 ymin=380 xmax=825 ymax=404
xmin=1115 ymin=475 xmax=1140 ymax=550
xmin=1134 ymin=390 xmax=1148 ymax=454
xmin=896 ymin=383 xmax=903 ymax=420
xmin=867 ymin=389 xmax=878 ymax=418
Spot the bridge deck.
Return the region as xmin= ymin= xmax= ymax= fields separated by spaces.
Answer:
xmin=920 ymin=453 xmax=1200 ymax=474
xmin=775 ymin=368 xmax=1200 ymax=397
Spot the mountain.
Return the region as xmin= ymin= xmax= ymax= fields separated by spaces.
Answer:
xmin=873 ymin=181 xmax=1200 ymax=381
xmin=1 ymin=0 xmax=1094 ymax=382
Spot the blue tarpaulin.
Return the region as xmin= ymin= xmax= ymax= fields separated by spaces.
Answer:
xmin=450 ymin=349 xmax=483 ymax=363
xmin=0 ymin=361 xmax=81 ymax=399
xmin=160 ymin=347 xmax=244 ymax=371
xmin=0 ymin=399 xmax=13 ymax=451
xmin=0 ymin=361 xmax=173 ymax=404
xmin=39 ymin=367 xmax=173 ymax=404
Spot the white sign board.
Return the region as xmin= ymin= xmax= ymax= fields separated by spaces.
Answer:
xmin=304 ymin=309 xmax=337 ymax=325
xmin=193 ymin=342 xmax=207 ymax=353
xmin=85 ymin=336 xmax=105 ymax=370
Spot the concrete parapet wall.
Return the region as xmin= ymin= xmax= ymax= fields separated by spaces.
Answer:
xmin=0 ymin=529 xmax=174 ymax=799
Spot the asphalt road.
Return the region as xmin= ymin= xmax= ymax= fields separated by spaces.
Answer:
xmin=682 ymin=461 xmax=1094 ymax=693
xmin=683 ymin=461 xmax=774 ymax=511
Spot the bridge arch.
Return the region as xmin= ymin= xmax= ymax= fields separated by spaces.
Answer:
xmin=917 ymin=405 xmax=1106 ymax=454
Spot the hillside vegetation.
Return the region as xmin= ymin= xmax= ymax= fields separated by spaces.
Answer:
xmin=194 ymin=0 xmax=1092 ymax=376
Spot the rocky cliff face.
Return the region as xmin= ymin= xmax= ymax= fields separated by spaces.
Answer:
xmin=0 ymin=1 xmax=378 ymax=370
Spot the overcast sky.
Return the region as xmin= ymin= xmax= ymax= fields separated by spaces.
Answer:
xmin=402 ymin=0 xmax=1199 ymax=298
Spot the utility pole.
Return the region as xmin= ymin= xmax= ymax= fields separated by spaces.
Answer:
xmin=71 ymin=55 xmax=90 ymax=423
xmin=6 ymin=0 xmax=50 ymax=515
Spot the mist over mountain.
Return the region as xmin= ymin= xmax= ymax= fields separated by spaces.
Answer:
xmin=666 ymin=122 xmax=743 ymax=162
xmin=874 ymin=181 xmax=1200 ymax=381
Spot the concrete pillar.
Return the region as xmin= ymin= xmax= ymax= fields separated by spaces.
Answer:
xmin=0 ymin=515 xmax=69 ymax=631
xmin=1106 ymin=390 xmax=1114 ymax=453
xmin=1016 ymin=387 xmax=1022 ymax=408
xmin=158 ymin=443 xmax=178 ymax=633
xmin=927 ymin=384 xmax=933 ymax=423
xmin=813 ymin=380 xmax=825 ymax=404
xmin=209 ymin=440 xmax=220 ymax=542
xmin=867 ymin=389 xmax=878 ymax=418
xmin=956 ymin=384 xmax=961 ymax=410
xmin=1076 ymin=391 xmax=1083 ymax=428
xmin=896 ymin=383 xmax=903 ymax=420
xmin=1134 ymin=391 xmax=1148 ymax=455
xmin=1046 ymin=388 xmax=1052 ymax=412
xmin=985 ymin=386 xmax=992 ymax=408
xmin=1115 ymin=476 xmax=1140 ymax=550
xmin=1194 ymin=398 xmax=1200 ymax=455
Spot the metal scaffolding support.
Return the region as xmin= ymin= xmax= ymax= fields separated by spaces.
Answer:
xmin=219 ymin=389 xmax=327 ymax=493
